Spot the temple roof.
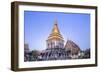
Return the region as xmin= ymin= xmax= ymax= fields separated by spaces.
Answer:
xmin=64 ymin=40 xmax=80 ymax=54
xmin=47 ymin=20 xmax=64 ymax=41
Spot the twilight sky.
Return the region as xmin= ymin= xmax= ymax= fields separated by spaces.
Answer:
xmin=24 ymin=11 xmax=90 ymax=51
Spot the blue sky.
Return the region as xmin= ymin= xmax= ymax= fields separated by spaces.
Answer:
xmin=24 ymin=11 xmax=90 ymax=51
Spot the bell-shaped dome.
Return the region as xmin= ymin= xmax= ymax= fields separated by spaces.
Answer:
xmin=47 ymin=20 xmax=64 ymax=41
xmin=46 ymin=20 xmax=64 ymax=49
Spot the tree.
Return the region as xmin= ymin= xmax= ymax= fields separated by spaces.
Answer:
xmin=84 ymin=49 xmax=90 ymax=58
xmin=32 ymin=50 xmax=39 ymax=61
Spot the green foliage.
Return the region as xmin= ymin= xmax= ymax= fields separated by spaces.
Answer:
xmin=32 ymin=50 xmax=39 ymax=60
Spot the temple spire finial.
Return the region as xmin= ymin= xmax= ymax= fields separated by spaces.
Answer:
xmin=54 ymin=19 xmax=57 ymax=25
xmin=52 ymin=19 xmax=60 ymax=34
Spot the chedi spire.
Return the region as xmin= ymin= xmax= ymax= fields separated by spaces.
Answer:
xmin=46 ymin=20 xmax=64 ymax=49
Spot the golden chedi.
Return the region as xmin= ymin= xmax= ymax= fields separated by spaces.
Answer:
xmin=46 ymin=20 xmax=64 ymax=49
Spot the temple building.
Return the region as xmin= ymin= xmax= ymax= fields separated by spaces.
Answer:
xmin=38 ymin=20 xmax=67 ymax=60
xmin=24 ymin=43 xmax=30 ymax=61
xmin=46 ymin=20 xmax=64 ymax=49
xmin=24 ymin=44 xmax=29 ymax=53
xmin=38 ymin=20 xmax=81 ymax=60
xmin=24 ymin=20 xmax=86 ymax=61
xmin=65 ymin=40 xmax=80 ymax=55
